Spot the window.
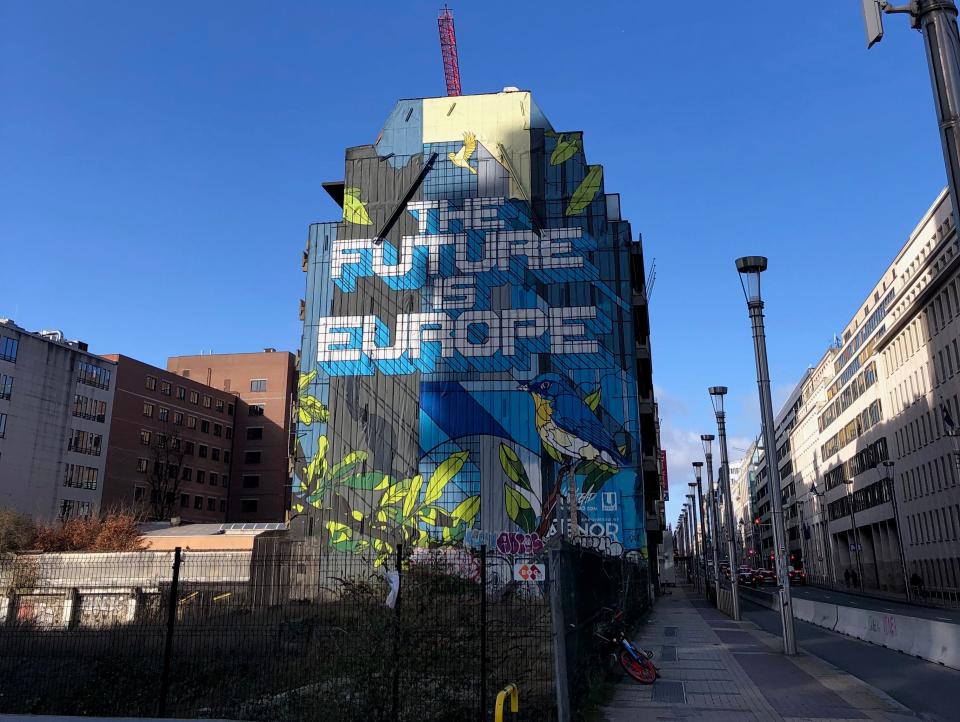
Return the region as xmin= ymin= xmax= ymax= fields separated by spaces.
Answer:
xmin=137 ymin=458 xmax=149 ymax=473
xmin=187 ymin=415 xmax=197 ymax=429
xmin=213 ymin=423 xmax=222 ymax=437
xmin=225 ymin=426 xmax=233 ymax=439
xmin=207 ymin=497 xmax=217 ymax=511
xmin=59 ymin=500 xmax=91 ymax=519
xmin=0 ymin=336 xmax=18 ymax=363
xmin=250 ymin=379 xmax=267 ymax=392
xmin=0 ymin=374 xmax=12 ymax=400
xmin=194 ymin=496 xmax=203 ymax=510
xmin=242 ymin=474 xmax=260 ymax=488
xmin=190 ymin=391 xmax=199 ymax=404
xmin=63 ymin=464 xmax=98 ymax=490
xmin=160 ymin=380 xmax=171 ymax=396
xmin=143 ymin=402 xmax=154 ymax=418
xmin=223 ymin=450 xmax=231 ymax=464
xmin=158 ymin=407 xmax=169 ymax=422
xmin=68 ymin=429 xmax=102 ymax=456
xmin=174 ymin=411 xmax=184 ymax=426
xmin=197 ymin=470 xmax=206 ymax=484
xmin=72 ymin=394 xmax=107 ymax=422
xmin=244 ymin=451 xmax=262 ymax=464
xmin=78 ymin=361 xmax=111 ymax=389
xmin=219 ymin=499 xmax=227 ymax=512
xmin=221 ymin=474 xmax=228 ymax=488
xmin=240 ymin=499 xmax=258 ymax=513
xmin=0 ymin=413 xmax=6 ymax=438
xmin=146 ymin=375 xmax=157 ymax=391
xmin=199 ymin=444 xmax=208 ymax=458
xmin=180 ymin=494 xmax=189 ymax=508
xmin=227 ymin=403 xmax=234 ymax=416
xmin=167 ymin=464 xmax=178 ymax=480
xmin=177 ymin=386 xmax=186 ymax=400
xmin=210 ymin=472 xmax=219 ymax=486
xmin=184 ymin=440 xmax=195 ymax=455
xmin=157 ymin=433 xmax=168 ymax=449
xmin=249 ymin=404 xmax=265 ymax=416
xmin=140 ymin=430 xmax=152 ymax=445
xmin=200 ymin=419 xmax=210 ymax=433
xmin=202 ymin=395 xmax=211 ymax=408
xmin=215 ymin=399 xmax=224 ymax=413
xmin=211 ymin=448 xmax=220 ymax=462
xmin=134 ymin=486 xmax=145 ymax=501
xmin=247 ymin=427 xmax=263 ymax=441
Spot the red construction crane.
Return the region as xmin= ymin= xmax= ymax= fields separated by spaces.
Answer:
xmin=437 ymin=5 xmax=462 ymax=96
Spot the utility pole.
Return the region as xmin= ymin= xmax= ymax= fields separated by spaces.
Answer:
xmin=863 ymin=0 xmax=960 ymax=229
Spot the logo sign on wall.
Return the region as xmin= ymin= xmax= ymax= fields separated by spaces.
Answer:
xmin=513 ymin=562 xmax=547 ymax=582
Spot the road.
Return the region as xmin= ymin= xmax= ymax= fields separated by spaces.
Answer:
xmin=741 ymin=597 xmax=960 ymax=721
xmin=790 ymin=584 xmax=960 ymax=624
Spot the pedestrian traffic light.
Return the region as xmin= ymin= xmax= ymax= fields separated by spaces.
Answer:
xmin=754 ymin=517 xmax=761 ymax=525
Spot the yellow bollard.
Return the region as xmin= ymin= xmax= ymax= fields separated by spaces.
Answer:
xmin=494 ymin=683 xmax=518 ymax=722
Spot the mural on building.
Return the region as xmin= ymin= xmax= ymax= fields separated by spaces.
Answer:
xmin=295 ymin=91 xmax=647 ymax=566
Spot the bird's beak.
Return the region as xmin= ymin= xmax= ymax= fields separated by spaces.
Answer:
xmin=517 ymin=381 xmax=530 ymax=392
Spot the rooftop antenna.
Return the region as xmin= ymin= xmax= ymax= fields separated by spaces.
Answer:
xmin=438 ymin=6 xmax=462 ymax=96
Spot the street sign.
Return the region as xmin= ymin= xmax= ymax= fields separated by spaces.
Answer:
xmin=513 ymin=562 xmax=546 ymax=582
xmin=861 ymin=0 xmax=884 ymax=49
xmin=849 ymin=543 xmax=862 ymax=552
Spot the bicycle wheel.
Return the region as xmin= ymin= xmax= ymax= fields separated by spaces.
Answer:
xmin=619 ymin=648 xmax=657 ymax=684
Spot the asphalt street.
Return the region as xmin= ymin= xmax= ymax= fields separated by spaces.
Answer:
xmin=790 ymin=584 xmax=960 ymax=624
xmin=741 ymin=597 xmax=960 ymax=721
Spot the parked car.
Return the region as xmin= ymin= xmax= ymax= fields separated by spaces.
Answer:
xmin=752 ymin=569 xmax=776 ymax=586
xmin=788 ymin=568 xmax=807 ymax=585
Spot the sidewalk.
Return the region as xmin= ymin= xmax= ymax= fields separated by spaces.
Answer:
xmin=598 ymin=585 xmax=918 ymax=721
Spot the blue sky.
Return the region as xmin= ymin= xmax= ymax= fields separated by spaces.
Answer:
xmin=0 ymin=2 xmax=947 ymax=527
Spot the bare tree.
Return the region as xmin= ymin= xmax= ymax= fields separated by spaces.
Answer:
xmin=148 ymin=422 xmax=187 ymax=520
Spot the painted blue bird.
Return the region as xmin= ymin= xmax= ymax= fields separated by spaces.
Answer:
xmin=519 ymin=373 xmax=627 ymax=469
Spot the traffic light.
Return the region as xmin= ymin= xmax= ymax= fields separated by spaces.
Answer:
xmin=754 ymin=517 xmax=761 ymax=525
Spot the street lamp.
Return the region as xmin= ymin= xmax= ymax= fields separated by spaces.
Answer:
xmin=810 ymin=482 xmax=837 ymax=586
xmin=842 ymin=475 xmax=866 ymax=591
xmin=710 ymin=386 xmax=740 ymax=620
xmin=692 ymin=465 xmax=708 ymax=594
xmin=735 ymin=255 xmax=797 ymax=655
xmin=881 ymin=460 xmax=912 ymax=601
xmin=701 ymin=435 xmax=722 ymax=601
xmin=687 ymin=489 xmax=701 ymax=591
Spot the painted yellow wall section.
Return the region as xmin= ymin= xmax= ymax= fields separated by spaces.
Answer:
xmin=423 ymin=91 xmax=551 ymax=201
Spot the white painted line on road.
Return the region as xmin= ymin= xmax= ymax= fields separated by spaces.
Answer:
xmin=883 ymin=608 xmax=895 ymax=612
xmin=937 ymin=616 xmax=952 ymax=621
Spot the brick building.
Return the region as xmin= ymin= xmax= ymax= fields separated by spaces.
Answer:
xmin=100 ymin=355 xmax=238 ymax=523
xmin=166 ymin=350 xmax=296 ymax=522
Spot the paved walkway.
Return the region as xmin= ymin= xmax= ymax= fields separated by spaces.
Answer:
xmin=599 ymin=586 xmax=918 ymax=721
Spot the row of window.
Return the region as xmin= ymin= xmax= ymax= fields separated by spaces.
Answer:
xmin=72 ymin=394 xmax=107 ymax=422
xmin=78 ymin=361 xmax=111 ymax=390
xmin=0 ymin=336 xmax=18 ymax=363
xmin=0 ymin=373 xmax=12 ymax=401
xmin=144 ymin=376 xmax=234 ymax=415
xmin=138 ymin=430 xmax=232 ymax=464
xmin=820 ymin=400 xmax=883 ymax=460
xmin=899 ymin=452 xmax=957 ymax=502
xmin=822 ymin=438 xmax=889 ymax=492
xmin=142 ymin=403 xmax=233 ymax=438
xmin=923 ymin=269 xmax=960 ymax=339
xmin=907 ymin=503 xmax=960 ymax=547
xmin=135 ymin=458 xmax=230 ymax=487
xmin=892 ymin=393 xmax=960 ymax=460
xmin=68 ymin=429 xmax=103 ymax=456
xmin=59 ymin=499 xmax=91 ymax=519
xmin=819 ymin=363 xmax=877 ymax=433
xmin=833 ymin=289 xmax=893 ymax=374
xmin=826 ymin=478 xmax=890 ymax=521
xmin=63 ymin=464 xmax=99 ymax=490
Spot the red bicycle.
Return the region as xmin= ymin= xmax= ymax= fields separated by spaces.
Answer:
xmin=593 ymin=608 xmax=659 ymax=684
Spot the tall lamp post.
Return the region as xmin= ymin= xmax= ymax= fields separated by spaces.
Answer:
xmin=735 ymin=255 xmax=796 ymax=655
xmin=810 ymin=482 xmax=837 ymax=586
xmin=701 ymin=435 xmax=722 ymax=600
xmin=687 ymin=489 xmax=701 ymax=591
xmin=881 ymin=460 xmax=912 ymax=601
xmin=843 ymin=476 xmax=866 ymax=591
xmin=692 ymin=466 xmax=708 ymax=594
xmin=710 ymin=386 xmax=740 ymax=620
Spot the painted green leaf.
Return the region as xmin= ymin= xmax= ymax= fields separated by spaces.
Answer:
xmin=380 ymin=478 xmax=412 ymax=508
xmin=423 ymin=451 xmax=469 ymax=506
xmin=442 ymin=524 xmax=465 ymax=543
xmin=330 ymin=538 xmax=370 ymax=554
xmin=306 ymin=436 xmax=328 ymax=487
xmin=343 ymin=187 xmax=373 ymax=225
xmin=338 ymin=472 xmax=390 ymax=491
xmin=565 ymin=165 xmax=603 ymax=216
xmin=451 ymin=494 xmax=481 ymax=526
xmin=498 ymin=443 xmax=531 ymax=490
xmin=581 ymin=462 xmax=616 ymax=495
xmin=298 ymin=370 xmax=317 ymax=393
xmin=544 ymin=443 xmax=563 ymax=462
xmin=550 ymin=133 xmax=581 ymax=165
xmin=584 ymin=386 xmax=601 ymax=413
xmin=325 ymin=521 xmax=352 ymax=544
xmin=505 ymin=485 xmax=538 ymax=533
xmin=328 ymin=451 xmax=368 ymax=483
xmin=419 ymin=507 xmax=438 ymax=525
xmin=299 ymin=395 xmax=329 ymax=425
xmin=402 ymin=474 xmax=425 ymax=518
